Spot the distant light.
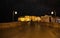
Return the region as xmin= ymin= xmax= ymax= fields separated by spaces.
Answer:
xmin=31 ymin=16 xmax=36 ymax=21
xmin=18 ymin=18 xmax=25 ymax=21
xmin=25 ymin=18 xmax=31 ymax=21
xmin=51 ymin=11 xmax=54 ymax=14
xmin=25 ymin=16 xmax=31 ymax=21
xmin=15 ymin=11 xmax=17 ymax=14
xmin=37 ymin=17 xmax=41 ymax=21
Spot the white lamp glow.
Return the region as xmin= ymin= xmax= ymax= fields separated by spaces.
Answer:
xmin=51 ymin=11 xmax=54 ymax=14
xmin=15 ymin=11 xmax=17 ymax=14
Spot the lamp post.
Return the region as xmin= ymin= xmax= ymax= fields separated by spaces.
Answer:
xmin=49 ymin=11 xmax=54 ymax=22
xmin=12 ymin=11 xmax=17 ymax=21
xmin=51 ymin=11 xmax=56 ymax=16
xmin=55 ymin=11 xmax=56 ymax=22
xmin=51 ymin=11 xmax=56 ymax=22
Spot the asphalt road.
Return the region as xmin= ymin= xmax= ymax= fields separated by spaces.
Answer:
xmin=0 ymin=22 xmax=59 ymax=38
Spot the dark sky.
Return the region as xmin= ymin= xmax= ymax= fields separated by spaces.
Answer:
xmin=0 ymin=0 xmax=60 ymax=22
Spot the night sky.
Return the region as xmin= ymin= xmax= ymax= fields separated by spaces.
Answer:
xmin=0 ymin=0 xmax=60 ymax=22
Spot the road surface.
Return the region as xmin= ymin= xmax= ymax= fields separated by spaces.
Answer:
xmin=0 ymin=22 xmax=59 ymax=38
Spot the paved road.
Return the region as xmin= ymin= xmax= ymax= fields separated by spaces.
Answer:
xmin=0 ymin=22 xmax=59 ymax=38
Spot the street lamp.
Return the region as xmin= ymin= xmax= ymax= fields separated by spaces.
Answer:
xmin=49 ymin=11 xmax=54 ymax=22
xmin=12 ymin=11 xmax=17 ymax=21
xmin=51 ymin=11 xmax=54 ymax=15
xmin=15 ymin=11 xmax=17 ymax=14
xmin=51 ymin=11 xmax=56 ymax=17
xmin=51 ymin=11 xmax=56 ymax=22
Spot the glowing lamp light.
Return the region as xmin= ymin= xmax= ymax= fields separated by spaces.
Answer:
xmin=15 ymin=11 xmax=17 ymax=14
xmin=51 ymin=11 xmax=54 ymax=14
